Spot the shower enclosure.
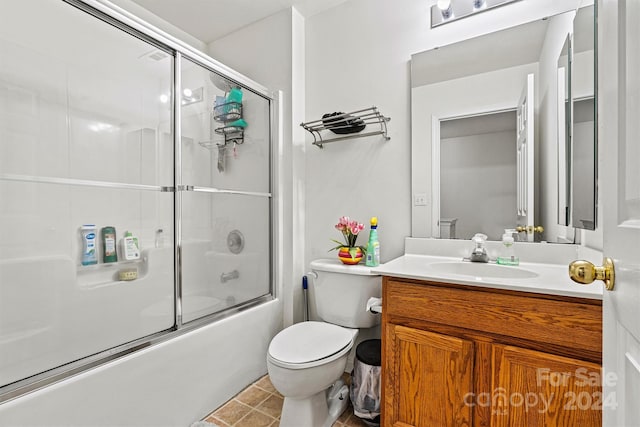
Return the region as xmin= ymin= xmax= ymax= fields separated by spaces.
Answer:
xmin=0 ymin=0 xmax=275 ymax=401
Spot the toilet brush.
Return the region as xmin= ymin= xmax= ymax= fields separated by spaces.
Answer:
xmin=302 ymin=275 xmax=309 ymax=321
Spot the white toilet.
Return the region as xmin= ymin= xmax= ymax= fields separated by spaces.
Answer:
xmin=267 ymin=259 xmax=381 ymax=427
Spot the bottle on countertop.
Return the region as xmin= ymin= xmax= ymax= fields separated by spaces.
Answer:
xmin=497 ymin=229 xmax=519 ymax=266
xmin=365 ymin=217 xmax=380 ymax=267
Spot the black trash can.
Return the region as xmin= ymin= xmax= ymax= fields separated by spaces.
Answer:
xmin=350 ymin=339 xmax=381 ymax=426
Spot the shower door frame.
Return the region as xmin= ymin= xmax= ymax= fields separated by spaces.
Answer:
xmin=0 ymin=0 xmax=279 ymax=404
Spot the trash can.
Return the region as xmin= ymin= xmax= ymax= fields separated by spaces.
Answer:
xmin=350 ymin=339 xmax=381 ymax=426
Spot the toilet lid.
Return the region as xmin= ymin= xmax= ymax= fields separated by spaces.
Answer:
xmin=268 ymin=321 xmax=354 ymax=365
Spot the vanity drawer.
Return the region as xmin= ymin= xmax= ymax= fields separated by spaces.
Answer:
xmin=384 ymin=278 xmax=602 ymax=359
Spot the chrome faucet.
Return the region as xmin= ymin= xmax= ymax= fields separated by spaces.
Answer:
xmin=468 ymin=233 xmax=489 ymax=263
xmin=220 ymin=269 xmax=239 ymax=283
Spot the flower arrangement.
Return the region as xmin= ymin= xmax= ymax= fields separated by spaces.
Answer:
xmin=330 ymin=216 xmax=367 ymax=264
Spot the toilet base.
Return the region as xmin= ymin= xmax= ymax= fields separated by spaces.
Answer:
xmin=279 ymin=379 xmax=350 ymax=427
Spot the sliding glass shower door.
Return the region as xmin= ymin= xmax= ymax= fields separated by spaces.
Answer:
xmin=0 ymin=0 xmax=274 ymax=399
xmin=178 ymin=59 xmax=272 ymax=324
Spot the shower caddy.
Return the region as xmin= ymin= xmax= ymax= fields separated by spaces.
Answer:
xmin=199 ymin=96 xmax=245 ymax=149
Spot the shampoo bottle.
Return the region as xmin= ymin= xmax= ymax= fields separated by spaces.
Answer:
xmin=81 ymin=224 xmax=98 ymax=266
xmin=365 ymin=217 xmax=380 ymax=267
xmin=122 ymin=231 xmax=140 ymax=261
xmin=101 ymin=226 xmax=118 ymax=263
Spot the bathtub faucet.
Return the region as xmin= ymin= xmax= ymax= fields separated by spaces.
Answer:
xmin=220 ymin=269 xmax=239 ymax=283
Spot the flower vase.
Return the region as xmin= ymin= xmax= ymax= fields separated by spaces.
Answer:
xmin=338 ymin=247 xmax=363 ymax=265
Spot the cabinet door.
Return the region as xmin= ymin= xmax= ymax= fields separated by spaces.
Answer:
xmin=384 ymin=324 xmax=474 ymax=427
xmin=491 ymin=345 xmax=602 ymax=427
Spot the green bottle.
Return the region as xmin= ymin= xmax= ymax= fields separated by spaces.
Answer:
xmin=365 ymin=217 xmax=380 ymax=267
xmin=101 ymin=226 xmax=118 ymax=263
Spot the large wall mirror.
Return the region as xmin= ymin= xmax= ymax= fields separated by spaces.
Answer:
xmin=569 ymin=5 xmax=596 ymax=231
xmin=410 ymin=3 xmax=596 ymax=243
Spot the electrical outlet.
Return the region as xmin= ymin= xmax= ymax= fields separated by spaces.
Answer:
xmin=414 ymin=193 xmax=427 ymax=206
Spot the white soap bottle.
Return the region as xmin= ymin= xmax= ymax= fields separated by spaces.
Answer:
xmin=122 ymin=231 xmax=140 ymax=260
xmin=497 ymin=230 xmax=519 ymax=266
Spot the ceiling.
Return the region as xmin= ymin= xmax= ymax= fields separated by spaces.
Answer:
xmin=127 ymin=0 xmax=349 ymax=43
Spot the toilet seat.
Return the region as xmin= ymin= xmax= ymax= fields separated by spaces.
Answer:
xmin=268 ymin=321 xmax=356 ymax=370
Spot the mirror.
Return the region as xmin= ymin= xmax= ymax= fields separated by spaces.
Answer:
xmin=557 ymin=34 xmax=571 ymax=226
xmin=410 ymin=5 xmax=596 ymax=242
xmin=569 ymin=5 xmax=596 ymax=230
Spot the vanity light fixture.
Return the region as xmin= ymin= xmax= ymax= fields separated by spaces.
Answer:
xmin=431 ymin=0 xmax=520 ymax=28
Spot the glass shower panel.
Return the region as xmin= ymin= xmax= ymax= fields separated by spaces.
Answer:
xmin=179 ymin=58 xmax=272 ymax=323
xmin=181 ymin=193 xmax=271 ymax=323
xmin=180 ymin=59 xmax=271 ymax=192
xmin=0 ymin=1 xmax=174 ymax=387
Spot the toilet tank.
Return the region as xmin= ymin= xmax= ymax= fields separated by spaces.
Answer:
xmin=310 ymin=259 xmax=381 ymax=329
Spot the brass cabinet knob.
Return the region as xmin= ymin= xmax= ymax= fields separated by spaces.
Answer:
xmin=516 ymin=225 xmax=545 ymax=233
xmin=569 ymin=258 xmax=615 ymax=291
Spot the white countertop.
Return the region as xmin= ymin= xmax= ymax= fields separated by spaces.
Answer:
xmin=373 ymin=254 xmax=603 ymax=300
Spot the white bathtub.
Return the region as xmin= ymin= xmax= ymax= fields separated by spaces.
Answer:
xmin=0 ymin=299 xmax=282 ymax=426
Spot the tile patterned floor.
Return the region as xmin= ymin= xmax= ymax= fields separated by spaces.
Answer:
xmin=203 ymin=374 xmax=370 ymax=427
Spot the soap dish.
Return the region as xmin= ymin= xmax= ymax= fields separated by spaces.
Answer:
xmin=118 ymin=267 xmax=138 ymax=281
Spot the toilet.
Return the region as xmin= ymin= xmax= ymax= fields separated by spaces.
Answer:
xmin=267 ymin=259 xmax=381 ymax=427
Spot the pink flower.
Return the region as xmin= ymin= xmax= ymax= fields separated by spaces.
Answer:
xmin=330 ymin=216 xmax=367 ymax=254
xmin=350 ymin=222 xmax=364 ymax=235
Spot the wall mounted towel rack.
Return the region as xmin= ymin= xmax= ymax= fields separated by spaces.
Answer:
xmin=300 ymin=106 xmax=390 ymax=148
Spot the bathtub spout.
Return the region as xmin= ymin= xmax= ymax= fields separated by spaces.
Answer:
xmin=220 ymin=270 xmax=239 ymax=283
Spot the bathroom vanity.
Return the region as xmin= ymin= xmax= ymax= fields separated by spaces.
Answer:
xmin=376 ymin=241 xmax=603 ymax=427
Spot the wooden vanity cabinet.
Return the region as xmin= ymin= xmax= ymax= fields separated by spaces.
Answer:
xmin=381 ymin=277 xmax=603 ymax=427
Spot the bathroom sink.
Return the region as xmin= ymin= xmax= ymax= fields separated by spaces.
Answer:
xmin=428 ymin=262 xmax=539 ymax=279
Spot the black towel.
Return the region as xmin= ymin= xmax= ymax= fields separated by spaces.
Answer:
xmin=322 ymin=112 xmax=366 ymax=134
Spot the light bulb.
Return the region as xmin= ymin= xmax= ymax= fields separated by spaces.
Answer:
xmin=437 ymin=0 xmax=453 ymax=19
xmin=159 ymin=94 xmax=169 ymax=104
xmin=182 ymin=88 xmax=192 ymax=97
xmin=437 ymin=0 xmax=451 ymax=10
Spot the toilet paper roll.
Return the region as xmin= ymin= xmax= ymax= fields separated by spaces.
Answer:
xmin=366 ymin=297 xmax=383 ymax=314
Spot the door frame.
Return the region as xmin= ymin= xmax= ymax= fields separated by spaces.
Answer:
xmin=430 ymin=108 xmax=519 ymax=239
